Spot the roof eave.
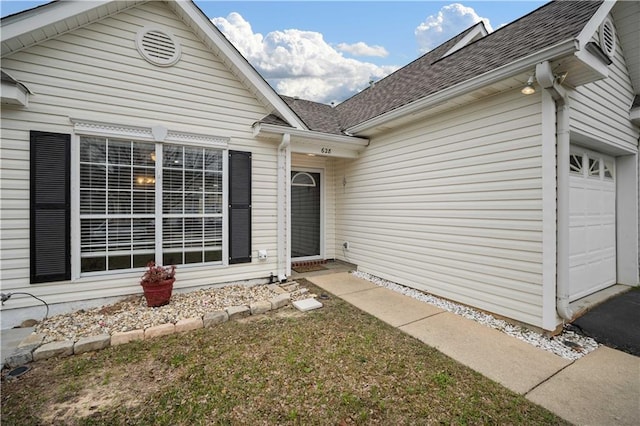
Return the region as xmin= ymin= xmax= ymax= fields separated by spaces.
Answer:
xmin=575 ymin=0 xmax=618 ymax=49
xmin=346 ymin=38 xmax=580 ymax=135
xmin=1 ymin=1 xmax=145 ymax=57
xmin=253 ymin=122 xmax=368 ymax=146
xmin=1 ymin=79 xmax=29 ymax=106
xmin=253 ymin=123 xmax=369 ymax=159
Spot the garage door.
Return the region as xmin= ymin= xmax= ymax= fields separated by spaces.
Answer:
xmin=569 ymin=148 xmax=616 ymax=301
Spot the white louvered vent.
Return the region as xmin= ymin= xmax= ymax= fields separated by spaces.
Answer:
xmin=599 ymin=17 xmax=616 ymax=58
xmin=136 ymin=27 xmax=181 ymax=67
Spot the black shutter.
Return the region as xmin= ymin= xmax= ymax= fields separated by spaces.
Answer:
xmin=228 ymin=150 xmax=252 ymax=264
xmin=30 ymin=131 xmax=71 ymax=283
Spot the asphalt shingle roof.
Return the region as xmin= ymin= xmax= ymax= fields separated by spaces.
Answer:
xmin=280 ymin=96 xmax=344 ymax=135
xmin=267 ymin=1 xmax=603 ymax=134
xmin=334 ymin=0 xmax=603 ymax=130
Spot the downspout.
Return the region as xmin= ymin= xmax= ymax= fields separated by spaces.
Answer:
xmin=536 ymin=61 xmax=573 ymax=322
xmin=276 ymin=134 xmax=291 ymax=282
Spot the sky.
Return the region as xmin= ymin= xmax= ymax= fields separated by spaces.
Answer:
xmin=1 ymin=0 xmax=547 ymax=103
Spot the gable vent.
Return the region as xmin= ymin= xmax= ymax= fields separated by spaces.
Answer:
xmin=599 ymin=17 xmax=616 ymax=58
xmin=136 ymin=27 xmax=181 ymax=67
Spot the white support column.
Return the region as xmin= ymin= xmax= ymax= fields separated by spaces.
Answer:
xmin=616 ymin=153 xmax=639 ymax=285
xmin=540 ymin=88 xmax=558 ymax=331
xmin=285 ymin=145 xmax=292 ymax=278
xmin=154 ymin=143 xmax=163 ymax=265
xmin=555 ymin=98 xmax=572 ymax=321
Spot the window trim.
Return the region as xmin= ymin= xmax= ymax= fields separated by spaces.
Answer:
xmin=70 ymin=119 xmax=228 ymax=148
xmin=71 ymin=122 xmax=230 ymax=280
xmin=569 ymin=146 xmax=615 ymax=181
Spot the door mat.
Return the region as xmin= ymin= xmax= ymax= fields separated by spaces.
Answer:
xmin=292 ymin=264 xmax=327 ymax=273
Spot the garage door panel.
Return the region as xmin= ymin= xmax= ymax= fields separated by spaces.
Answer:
xmin=569 ymin=227 xmax=586 ymax=256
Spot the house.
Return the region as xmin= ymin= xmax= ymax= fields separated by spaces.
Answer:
xmin=1 ymin=0 xmax=638 ymax=332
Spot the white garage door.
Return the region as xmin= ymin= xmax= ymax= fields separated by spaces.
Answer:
xmin=569 ymin=148 xmax=616 ymax=301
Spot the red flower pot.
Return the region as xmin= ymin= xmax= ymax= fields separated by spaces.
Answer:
xmin=141 ymin=278 xmax=175 ymax=307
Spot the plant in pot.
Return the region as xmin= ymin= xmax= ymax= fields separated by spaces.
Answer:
xmin=140 ymin=261 xmax=176 ymax=307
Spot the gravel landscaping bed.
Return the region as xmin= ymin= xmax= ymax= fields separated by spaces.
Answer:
xmin=353 ymin=271 xmax=598 ymax=360
xmin=34 ymin=283 xmax=309 ymax=344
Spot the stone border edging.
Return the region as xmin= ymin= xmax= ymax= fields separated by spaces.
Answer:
xmin=4 ymin=291 xmax=292 ymax=369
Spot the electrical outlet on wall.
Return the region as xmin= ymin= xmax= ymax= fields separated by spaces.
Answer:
xmin=343 ymin=241 xmax=350 ymax=250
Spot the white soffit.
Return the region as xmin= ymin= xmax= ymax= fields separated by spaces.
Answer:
xmin=1 ymin=1 xmax=145 ymax=57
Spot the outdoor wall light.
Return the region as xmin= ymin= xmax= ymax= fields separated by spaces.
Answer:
xmin=521 ymin=75 xmax=536 ymax=95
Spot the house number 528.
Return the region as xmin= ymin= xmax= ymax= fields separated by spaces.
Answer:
xmin=321 ymin=147 xmax=332 ymax=154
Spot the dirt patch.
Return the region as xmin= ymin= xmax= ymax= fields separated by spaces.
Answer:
xmin=7 ymin=355 xmax=180 ymax=425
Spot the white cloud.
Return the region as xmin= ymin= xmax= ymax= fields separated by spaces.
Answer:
xmin=336 ymin=42 xmax=389 ymax=58
xmin=415 ymin=3 xmax=493 ymax=53
xmin=212 ymin=13 xmax=396 ymax=104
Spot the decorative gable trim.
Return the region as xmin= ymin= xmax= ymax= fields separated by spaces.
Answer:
xmin=70 ymin=119 xmax=229 ymax=147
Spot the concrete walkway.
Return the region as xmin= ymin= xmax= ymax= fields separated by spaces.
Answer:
xmin=307 ymin=272 xmax=640 ymax=426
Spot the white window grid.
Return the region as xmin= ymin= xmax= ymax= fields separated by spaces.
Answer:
xmin=78 ymin=137 xmax=224 ymax=274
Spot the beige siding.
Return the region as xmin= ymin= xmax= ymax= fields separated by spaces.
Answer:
xmin=336 ymin=90 xmax=545 ymax=327
xmin=0 ymin=2 xmax=278 ymax=310
xmin=291 ymin=153 xmax=337 ymax=260
xmin=570 ymin=34 xmax=639 ymax=149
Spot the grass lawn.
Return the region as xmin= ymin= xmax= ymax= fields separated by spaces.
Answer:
xmin=1 ymin=280 xmax=568 ymax=425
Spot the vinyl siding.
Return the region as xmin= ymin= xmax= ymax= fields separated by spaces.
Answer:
xmin=569 ymin=33 xmax=639 ymax=150
xmin=0 ymin=2 xmax=278 ymax=311
xmin=335 ymin=89 xmax=545 ymax=327
xmin=291 ymin=153 xmax=337 ymax=260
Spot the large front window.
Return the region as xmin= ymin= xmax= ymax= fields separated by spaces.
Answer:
xmin=79 ymin=137 xmax=223 ymax=273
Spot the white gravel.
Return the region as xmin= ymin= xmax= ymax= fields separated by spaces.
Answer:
xmin=353 ymin=271 xmax=598 ymax=361
xmin=35 ymin=283 xmax=309 ymax=344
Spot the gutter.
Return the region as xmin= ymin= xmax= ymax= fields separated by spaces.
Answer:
xmin=254 ymin=122 xmax=369 ymax=147
xmin=346 ymin=39 xmax=579 ymax=135
xmin=276 ymin=134 xmax=291 ymax=282
xmin=537 ymin=60 xmax=573 ymax=322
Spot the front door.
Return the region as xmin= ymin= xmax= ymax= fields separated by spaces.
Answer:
xmin=291 ymin=170 xmax=321 ymax=259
